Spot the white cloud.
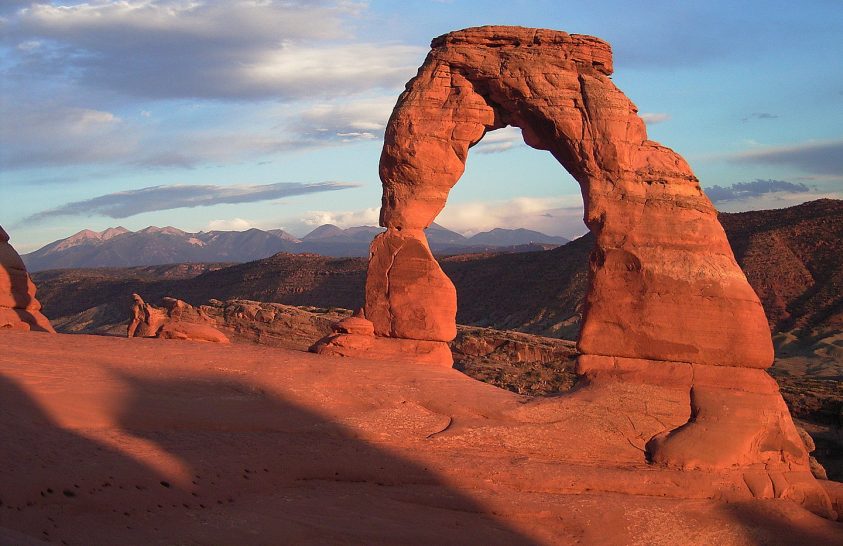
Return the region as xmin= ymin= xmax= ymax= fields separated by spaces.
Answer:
xmin=640 ymin=112 xmax=670 ymax=125
xmin=206 ymin=218 xmax=255 ymax=231
xmin=4 ymin=1 xmax=423 ymax=100
xmin=729 ymin=139 xmax=843 ymax=176
xmin=240 ymin=43 xmax=424 ymax=100
xmin=436 ymin=195 xmax=586 ymax=237
xmin=295 ymin=96 xmax=396 ymax=142
xmin=23 ymin=181 xmax=360 ymax=222
xmin=299 ymin=207 xmax=380 ymax=227
xmin=472 ymin=126 xmax=524 ymax=154
xmin=0 ymin=102 xmax=140 ymax=168
xmin=1 ymin=1 xmax=426 ymax=170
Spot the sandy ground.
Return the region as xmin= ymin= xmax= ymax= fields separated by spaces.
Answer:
xmin=1 ymin=330 xmax=841 ymax=545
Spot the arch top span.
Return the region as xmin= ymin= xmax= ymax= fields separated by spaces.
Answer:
xmin=429 ymin=26 xmax=614 ymax=75
xmin=370 ymin=25 xmax=772 ymax=369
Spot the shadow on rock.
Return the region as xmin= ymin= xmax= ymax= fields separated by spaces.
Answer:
xmin=0 ymin=371 xmax=537 ymax=545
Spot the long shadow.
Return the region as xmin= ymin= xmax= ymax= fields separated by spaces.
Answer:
xmin=0 ymin=373 xmax=180 ymax=545
xmin=0 ymin=371 xmax=537 ymax=545
xmin=715 ymin=500 xmax=843 ymax=545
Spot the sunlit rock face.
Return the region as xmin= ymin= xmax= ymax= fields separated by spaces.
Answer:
xmin=371 ymin=25 xmax=771 ymax=368
xmin=0 ymin=226 xmax=54 ymax=332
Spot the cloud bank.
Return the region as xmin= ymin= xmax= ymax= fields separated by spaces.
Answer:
xmin=640 ymin=112 xmax=670 ymax=125
xmin=730 ymin=140 xmax=843 ymax=176
xmin=25 ymin=181 xmax=359 ymax=222
xmin=3 ymin=1 xmax=423 ymax=101
xmin=0 ymin=1 xmax=425 ymax=171
xmin=472 ymin=126 xmax=524 ymax=154
xmin=704 ymin=179 xmax=811 ymax=204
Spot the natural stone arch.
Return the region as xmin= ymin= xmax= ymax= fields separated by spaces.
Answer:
xmin=313 ymin=27 xmax=834 ymax=514
xmin=312 ymin=27 xmax=836 ymax=513
xmin=367 ymin=26 xmax=771 ymax=368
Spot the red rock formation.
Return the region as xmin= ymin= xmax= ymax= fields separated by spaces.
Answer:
xmin=370 ymin=25 xmax=770 ymax=367
xmin=0 ymin=226 xmax=54 ymax=332
xmin=311 ymin=314 xmax=453 ymax=367
xmin=127 ymin=295 xmax=229 ymax=344
xmin=317 ymin=26 xmax=831 ymax=515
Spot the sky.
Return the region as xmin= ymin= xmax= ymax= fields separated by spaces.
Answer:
xmin=1 ymin=1 xmax=842 ymax=253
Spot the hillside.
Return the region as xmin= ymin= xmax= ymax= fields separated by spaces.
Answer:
xmin=719 ymin=199 xmax=843 ymax=333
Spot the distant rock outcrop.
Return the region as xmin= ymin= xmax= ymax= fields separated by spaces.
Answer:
xmin=127 ymin=294 xmax=229 ymax=344
xmin=0 ymin=226 xmax=54 ymax=332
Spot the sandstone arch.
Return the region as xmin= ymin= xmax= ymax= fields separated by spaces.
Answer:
xmin=314 ymin=27 xmax=833 ymax=515
xmin=368 ymin=26 xmax=772 ymax=368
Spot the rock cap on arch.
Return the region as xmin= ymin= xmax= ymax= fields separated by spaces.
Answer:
xmin=430 ymin=25 xmax=614 ymax=75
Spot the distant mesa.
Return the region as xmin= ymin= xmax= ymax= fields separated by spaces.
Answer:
xmin=0 ymin=225 xmax=55 ymax=332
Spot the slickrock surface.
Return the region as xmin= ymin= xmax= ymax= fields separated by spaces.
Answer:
xmin=0 ymin=226 xmax=54 ymax=332
xmin=1 ymin=330 xmax=842 ymax=545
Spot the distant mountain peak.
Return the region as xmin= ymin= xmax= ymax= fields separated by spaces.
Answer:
xmin=99 ymin=226 xmax=130 ymax=240
xmin=468 ymin=228 xmax=568 ymax=246
xmin=302 ymin=224 xmax=346 ymax=241
xmin=266 ymin=229 xmax=301 ymax=243
xmin=51 ymin=229 xmax=104 ymax=252
xmin=138 ymin=226 xmax=186 ymax=236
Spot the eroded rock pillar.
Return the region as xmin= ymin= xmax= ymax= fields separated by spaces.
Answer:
xmin=0 ymin=226 xmax=55 ymax=333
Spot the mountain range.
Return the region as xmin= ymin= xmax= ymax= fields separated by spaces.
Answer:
xmin=22 ymin=223 xmax=568 ymax=271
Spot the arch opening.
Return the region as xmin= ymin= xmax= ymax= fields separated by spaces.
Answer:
xmin=428 ymin=124 xmax=589 ymax=339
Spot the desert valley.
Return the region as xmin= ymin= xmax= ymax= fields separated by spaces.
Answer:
xmin=2 ymin=13 xmax=842 ymax=546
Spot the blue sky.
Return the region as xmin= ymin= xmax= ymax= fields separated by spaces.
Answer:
xmin=2 ymin=1 xmax=842 ymax=252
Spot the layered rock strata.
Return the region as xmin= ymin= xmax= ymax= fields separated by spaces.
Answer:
xmin=0 ymin=226 xmax=54 ymax=332
xmin=314 ymin=26 xmax=833 ymax=516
